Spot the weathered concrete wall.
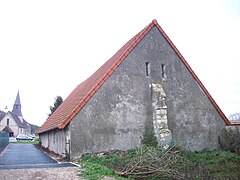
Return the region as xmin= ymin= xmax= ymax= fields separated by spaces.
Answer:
xmin=69 ymin=26 xmax=226 ymax=158
xmin=69 ymin=53 xmax=153 ymax=158
xmin=39 ymin=126 xmax=69 ymax=156
xmin=135 ymin=26 xmax=226 ymax=151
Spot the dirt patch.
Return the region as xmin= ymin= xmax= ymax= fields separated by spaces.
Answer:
xmin=0 ymin=167 xmax=82 ymax=180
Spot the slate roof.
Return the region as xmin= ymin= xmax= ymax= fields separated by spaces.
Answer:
xmin=37 ymin=19 xmax=231 ymax=134
xmin=2 ymin=125 xmax=14 ymax=133
xmin=9 ymin=112 xmax=28 ymax=128
xmin=12 ymin=90 xmax=23 ymax=116
xmin=0 ymin=110 xmax=6 ymax=121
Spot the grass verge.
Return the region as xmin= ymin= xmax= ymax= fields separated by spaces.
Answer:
xmin=11 ymin=139 xmax=39 ymax=144
xmin=78 ymin=146 xmax=240 ymax=179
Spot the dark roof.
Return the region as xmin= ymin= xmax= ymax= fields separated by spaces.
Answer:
xmin=12 ymin=90 xmax=23 ymax=116
xmin=22 ymin=119 xmax=30 ymax=128
xmin=9 ymin=112 xmax=28 ymax=128
xmin=2 ymin=125 xmax=13 ymax=133
xmin=37 ymin=19 xmax=231 ymax=134
xmin=0 ymin=110 xmax=6 ymax=121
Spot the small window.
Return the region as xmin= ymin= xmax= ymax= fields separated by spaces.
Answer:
xmin=7 ymin=118 xmax=9 ymax=126
xmin=161 ymin=64 xmax=166 ymax=79
xmin=146 ymin=62 xmax=150 ymax=77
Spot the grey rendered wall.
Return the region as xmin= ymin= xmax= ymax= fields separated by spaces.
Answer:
xmin=135 ymin=26 xmax=226 ymax=151
xmin=39 ymin=127 xmax=68 ymax=156
xmin=70 ymin=26 xmax=225 ymax=158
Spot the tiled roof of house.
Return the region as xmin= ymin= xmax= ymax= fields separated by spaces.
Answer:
xmin=37 ymin=19 xmax=231 ymax=134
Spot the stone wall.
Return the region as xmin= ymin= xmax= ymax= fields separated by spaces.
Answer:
xmin=151 ymin=83 xmax=172 ymax=147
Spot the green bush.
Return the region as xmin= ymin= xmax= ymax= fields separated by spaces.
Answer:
xmin=141 ymin=130 xmax=158 ymax=147
xmin=219 ymin=127 xmax=240 ymax=154
xmin=186 ymin=150 xmax=240 ymax=178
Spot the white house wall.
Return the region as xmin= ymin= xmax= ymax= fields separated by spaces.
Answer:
xmin=0 ymin=113 xmax=23 ymax=137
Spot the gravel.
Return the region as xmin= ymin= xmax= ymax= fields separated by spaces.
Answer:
xmin=0 ymin=167 xmax=82 ymax=180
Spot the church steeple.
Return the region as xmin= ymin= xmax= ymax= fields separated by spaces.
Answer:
xmin=12 ymin=90 xmax=22 ymax=116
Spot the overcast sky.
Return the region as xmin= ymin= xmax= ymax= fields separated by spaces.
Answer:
xmin=0 ymin=0 xmax=239 ymax=126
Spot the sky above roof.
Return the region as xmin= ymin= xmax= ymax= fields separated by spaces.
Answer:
xmin=0 ymin=0 xmax=239 ymax=126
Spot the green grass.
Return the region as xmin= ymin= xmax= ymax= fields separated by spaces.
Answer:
xmin=78 ymin=147 xmax=240 ymax=179
xmin=81 ymin=162 xmax=116 ymax=180
xmin=186 ymin=150 xmax=240 ymax=178
xmin=11 ymin=138 xmax=39 ymax=144
xmin=79 ymin=151 xmax=132 ymax=179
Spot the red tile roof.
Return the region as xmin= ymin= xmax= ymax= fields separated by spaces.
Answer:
xmin=37 ymin=19 xmax=231 ymax=134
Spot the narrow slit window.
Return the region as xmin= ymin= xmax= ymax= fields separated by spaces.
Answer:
xmin=146 ymin=62 xmax=150 ymax=77
xmin=161 ymin=64 xmax=166 ymax=79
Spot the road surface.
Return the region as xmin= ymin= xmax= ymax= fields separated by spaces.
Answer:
xmin=0 ymin=144 xmax=76 ymax=169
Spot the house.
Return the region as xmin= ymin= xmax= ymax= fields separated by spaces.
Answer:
xmin=0 ymin=91 xmax=32 ymax=136
xmin=37 ymin=19 xmax=232 ymax=159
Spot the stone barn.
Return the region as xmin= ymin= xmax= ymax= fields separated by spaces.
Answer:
xmin=37 ymin=20 xmax=231 ymax=159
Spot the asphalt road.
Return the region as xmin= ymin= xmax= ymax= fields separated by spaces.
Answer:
xmin=0 ymin=144 xmax=76 ymax=169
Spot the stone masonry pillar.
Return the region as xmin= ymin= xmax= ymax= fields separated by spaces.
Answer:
xmin=151 ymin=83 xmax=172 ymax=147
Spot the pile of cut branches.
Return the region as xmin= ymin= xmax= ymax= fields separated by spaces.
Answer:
xmin=117 ymin=145 xmax=185 ymax=179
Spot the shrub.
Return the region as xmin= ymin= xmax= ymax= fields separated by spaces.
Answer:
xmin=141 ymin=130 xmax=158 ymax=147
xmin=219 ymin=127 xmax=240 ymax=154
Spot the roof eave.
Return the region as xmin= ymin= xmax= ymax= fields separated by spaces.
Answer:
xmin=37 ymin=126 xmax=58 ymax=134
xmin=229 ymin=120 xmax=240 ymax=126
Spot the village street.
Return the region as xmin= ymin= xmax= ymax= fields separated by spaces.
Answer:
xmin=0 ymin=144 xmax=80 ymax=179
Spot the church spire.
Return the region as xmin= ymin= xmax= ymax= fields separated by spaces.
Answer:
xmin=12 ymin=90 xmax=22 ymax=116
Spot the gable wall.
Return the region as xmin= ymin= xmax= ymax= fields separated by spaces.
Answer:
xmin=69 ymin=26 xmax=225 ymax=158
xmin=0 ymin=113 xmax=22 ymax=136
xmin=136 ymin=26 xmax=225 ymax=150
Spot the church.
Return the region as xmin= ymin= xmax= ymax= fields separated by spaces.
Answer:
xmin=0 ymin=91 xmax=32 ymax=137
